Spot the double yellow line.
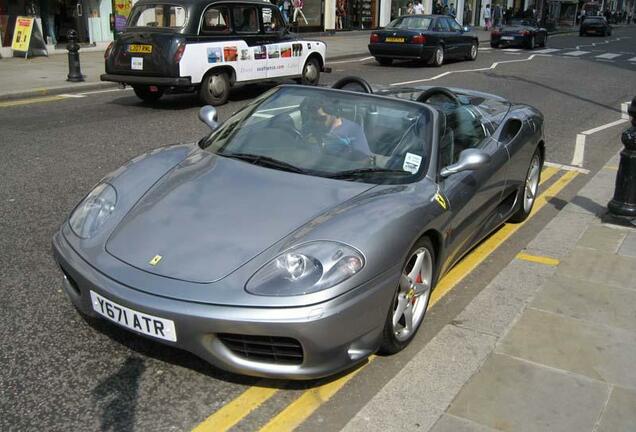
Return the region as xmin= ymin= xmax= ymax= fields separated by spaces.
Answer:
xmin=193 ymin=165 xmax=577 ymax=432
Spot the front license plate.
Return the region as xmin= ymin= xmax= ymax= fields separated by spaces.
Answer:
xmin=128 ymin=44 xmax=152 ymax=54
xmin=385 ymin=37 xmax=405 ymax=43
xmin=131 ymin=57 xmax=143 ymax=70
xmin=501 ymin=36 xmax=515 ymax=40
xmin=90 ymin=290 xmax=177 ymax=342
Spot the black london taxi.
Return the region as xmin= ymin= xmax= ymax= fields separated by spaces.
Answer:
xmin=101 ymin=0 xmax=328 ymax=105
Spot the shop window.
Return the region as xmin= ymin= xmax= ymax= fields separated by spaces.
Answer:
xmin=202 ymin=7 xmax=231 ymax=33
xmin=233 ymin=6 xmax=259 ymax=33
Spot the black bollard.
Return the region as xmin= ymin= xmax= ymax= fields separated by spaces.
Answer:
xmin=608 ymin=96 xmax=636 ymax=217
xmin=66 ymin=29 xmax=85 ymax=82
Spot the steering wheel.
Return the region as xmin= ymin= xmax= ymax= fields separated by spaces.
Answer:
xmin=331 ymin=76 xmax=374 ymax=94
xmin=415 ymin=87 xmax=461 ymax=105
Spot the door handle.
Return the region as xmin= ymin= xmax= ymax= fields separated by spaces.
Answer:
xmin=77 ymin=3 xmax=83 ymax=17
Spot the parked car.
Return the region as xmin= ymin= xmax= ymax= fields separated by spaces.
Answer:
xmin=579 ymin=16 xmax=612 ymax=36
xmin=490 ymin=18 xmax=548 ymax=49
xmin=100 ymin=0 xmax=328 ymax=105
xmin=368 ymin=15 xmax=479 ymax=67
xmin=53 ymin=77 xmax=545 ymax=380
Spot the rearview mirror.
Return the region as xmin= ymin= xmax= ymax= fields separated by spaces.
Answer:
xmin=440 ymin=149 xmax=491 ymax=177
xmin=199 ymin=106 xmax=219 ymax=132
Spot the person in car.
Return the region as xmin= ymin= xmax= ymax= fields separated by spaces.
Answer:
xmin=300 ymin=96 xmax=371 ymax=160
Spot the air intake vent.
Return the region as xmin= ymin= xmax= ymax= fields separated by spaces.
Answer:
xmin=218 ymin=333 xmax=304 ymax=365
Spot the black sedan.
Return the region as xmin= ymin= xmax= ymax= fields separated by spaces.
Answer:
xmin=579 ymin=16 xmax=612 ymax=36
xmin=490 ymin=19 xmax=547 ymax=49
xmin=368 ymin=15 xmax=479 ymax=67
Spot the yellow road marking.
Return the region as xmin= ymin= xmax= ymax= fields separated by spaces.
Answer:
xmin=516 ymin=252 xmax=560 ymax=266
xmin=192 ymin=167 xmax=576 ymax=432
xmin=0 ymin=95 xmax=66 ymax=108
xmin=192 ymin=386 xmax=278 ymax=432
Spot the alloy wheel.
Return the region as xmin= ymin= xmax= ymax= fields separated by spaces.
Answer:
xmin=392 ymin=248 xmax=432 ymax=342
xmin=523 ymin=153 xmax=541 ymax=213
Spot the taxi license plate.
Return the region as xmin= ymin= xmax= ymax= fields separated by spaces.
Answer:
xmin=501 ymin=36 xmax=515 ymax=40
xmin=90 ymin=290 xmax=177 ymax=342
xmin=385 ymin=37 xmax=405 ymax=43
xmin=128 ymin=44 xmax=152 ymax=54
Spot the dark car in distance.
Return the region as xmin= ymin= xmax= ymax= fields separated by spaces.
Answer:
xmin=579 ymin=16 xmax=612 ymax=36
xmin=368 ymin=15 xmax=479 ymax=67
xmin=490 ymin=19 xmax=547 ymax=49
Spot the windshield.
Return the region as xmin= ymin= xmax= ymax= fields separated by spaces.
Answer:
xmin=201 ymin=87 xmax=433 ymax=183
xmin=387 ymin=16 xmax=433 ymax=30
xmin=129 ymin=4 xmax=187 ymax=29
xmin=509 ymin=19 xmax=535 ymax=26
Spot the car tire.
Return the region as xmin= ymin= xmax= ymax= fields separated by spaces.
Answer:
xmin=579 ymin=31 xmax=585 ymax=36
xmin=376 ymin=57 xmax=393 ymax=66
xmin=299 ymin=57 xmax=321 ymax=85
xmin=429 ymin=45 xmax=444 ymax=67
xmin=540 ymin=34 xmax=547 ymax=47
xmin=509 ymin=147 xmax=543 ymax=223
xmin=199 ymin=71 xmax=230 ymax=106
xmin=379 ymin=237 xmax=436 ymax=355
xmin=466 ymin=41 xmax=478 ymax=60
xmin=490 ymin=41 xmax=499 ymax=48
xmin=133 ymin=85 xmax=164 ymax=103
xmin=526 ymin=35 xmax=535 ymax=50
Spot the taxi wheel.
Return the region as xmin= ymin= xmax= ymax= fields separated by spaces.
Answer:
xmin=133 ymin=85 xmax=164 ymax=103
xmin=199 ymin=71 xmax=230 ymax=106
xmin=299 ymin=57 xmax=320 ymax=86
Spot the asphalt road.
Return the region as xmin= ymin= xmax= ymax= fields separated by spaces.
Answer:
xmin=1 ymin=26 xmax=635 ymax=432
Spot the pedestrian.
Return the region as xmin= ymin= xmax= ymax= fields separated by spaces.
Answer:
xmin=493 ymin=4 xmax=501 ymax=26
xmin=449 ymin=3 xmax=456 ymax=18
xmin=406 ymin=1 xmax=415 ymax=15
xmin=464 ymin=3 xmax=472 ymax=24
xmin=413 ymin=0 xmax=425 ymax=14
xmin=336 ymin=0 xmax=345 ymax=29
xmin=483 ymin=4 xmax=492 ymax=30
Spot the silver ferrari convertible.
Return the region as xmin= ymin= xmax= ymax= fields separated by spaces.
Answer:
xmin=52 ymin=77 xmax=544 ymax=379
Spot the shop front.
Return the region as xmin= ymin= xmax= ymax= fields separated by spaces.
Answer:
xmin=0 ymin=0 xmax=114 ymax=55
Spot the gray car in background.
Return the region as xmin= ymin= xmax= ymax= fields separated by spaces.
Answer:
xmin=52 ymin=77 xmax=545 ymax=379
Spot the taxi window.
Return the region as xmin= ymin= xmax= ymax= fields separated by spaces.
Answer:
xmin=233 ymin=6 xmax=259 ymax=33
xmin=201 ymin=6 xmax=230 ymax=33
xmin=262 ymin=7 xmax=284 ymax=33
xmin=131 ymin=4 xmax=187 ymax=28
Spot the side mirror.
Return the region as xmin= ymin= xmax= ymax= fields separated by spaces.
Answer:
xmin=462 ymin=26 xmax=470 ymax=32
xmin=198 ymin=105 xmax=219 ymax=131
xmin=440 ymin=148 xmax=491 ymax=177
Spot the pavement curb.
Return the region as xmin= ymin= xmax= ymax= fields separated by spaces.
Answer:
xmin=0 ymin=81 xmax=117 ymax=102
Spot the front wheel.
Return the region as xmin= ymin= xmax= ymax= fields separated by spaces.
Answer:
xmin=509 ymin=148 xmax=542 ymax=223
xmin=298 ymin=57 xmax=321 ymax=85
xmin=133 ymin=85 xmax=164 ymax=103
xmin=199 ymin=71 xmax=230 ymax=106
xmin=429 ymin=45 xmax=444 ymax=67
xmin=526 ymin=35 xmax=535 ymax=50
xmin=466 ymin=41 xmax=478 ymax=60
xmin=379 ymin=237 xmax=435 ymax=355
xmin=540 ymin=34 xmax=547 ymax=47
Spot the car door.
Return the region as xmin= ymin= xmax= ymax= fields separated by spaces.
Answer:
xmin=437 ymin=105 xmax=510 ymax=269
xmin=445 ymin=17 xmax=471 ymax=56
xmin=432 ymin=17 xmax=456 ymax=57
xmin=260 ymin=5 xmax=299 ymax=78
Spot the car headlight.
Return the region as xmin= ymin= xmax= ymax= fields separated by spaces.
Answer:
xmin=246 ymin=241 xmax=365 ymax=296
xmin=69 ymin=183 xmax=117 ymax=239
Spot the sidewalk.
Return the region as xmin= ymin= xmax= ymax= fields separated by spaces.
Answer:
xmin=343 ymin=152 xmax=636 ymax=432
xmin=0 ymin=29 xmax=491 ymax=102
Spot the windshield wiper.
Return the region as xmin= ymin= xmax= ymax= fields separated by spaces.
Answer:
xmin=326 ymin=168 xmax=412 ymax=179
xmin=220 ymin=152 xmax=308 ymax=174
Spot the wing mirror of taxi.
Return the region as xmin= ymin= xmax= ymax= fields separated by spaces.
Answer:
xmin=199 ymin=105 xmax=219 ymax=131
xmin=440 ymin=148 xmax=491 ymax=178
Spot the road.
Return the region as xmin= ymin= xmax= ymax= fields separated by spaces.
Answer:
xmin=1 ymin=26 xmax=634 ymax=432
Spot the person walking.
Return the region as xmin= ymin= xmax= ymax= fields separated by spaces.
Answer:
xmin=493 ymin=4 xmax=502 ymax=27
xmin=483 ymin=4 xmax=492 ymax=30
xmin=449 ymin=3 xmax=456 ymax=18
xmin=406 ymin=1 xmax=415 ymax=15
xmin=413 ymin=0 xmax=425 ymax=14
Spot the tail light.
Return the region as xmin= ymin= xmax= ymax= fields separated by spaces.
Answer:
xmin=411 ymin=34 xmax=426 ymax=44
xmin=522 ymin=30 xmax=530 ymax=36
xmin=174 ymin=42 xmax=186 ymax=63
xmin=104 ymin=42 xmax=114 ymax=60
xmin=370 ymin=33 xmax=380 ymax=43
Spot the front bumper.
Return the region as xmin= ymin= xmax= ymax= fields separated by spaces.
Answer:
xmin=368 ymin=43 xmax=436 ymax=60
xmin=100 ymin=74 xmax=192 ymax=87
xmin=52 ymin=231 xmax=398 ymax=380
xmin=491 ymin=35 xmax=528 ymax=46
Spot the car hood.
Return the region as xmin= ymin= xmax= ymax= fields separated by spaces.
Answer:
xmin=105 ymin=151 xmax=374 ymax=283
